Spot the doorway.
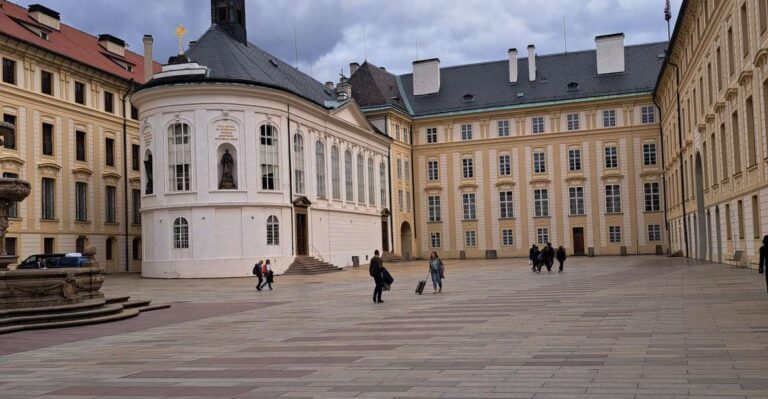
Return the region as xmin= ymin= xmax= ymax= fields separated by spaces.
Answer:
xmin=694 ymin=153 xmax=706 ymax=260
xmin=381 ymin=220 xmax=389 ymax=252
xmin=295 ymin=212 xmax=308 ymax=256
xmin=715 ymin=206 xmax=722 ymax=263
xmin=572 ymin=227 xmax=585 ymax=255
xmin=400 ymin=222 xmax=412 ymax=260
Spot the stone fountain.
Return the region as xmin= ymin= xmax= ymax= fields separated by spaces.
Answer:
xmin=0 ymin=121 xmax=30 ymax=271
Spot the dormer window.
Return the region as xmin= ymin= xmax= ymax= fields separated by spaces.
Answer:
xmin=39 ymin=31 xmax=49 ymax=40
xmin=567 ymin=82 xmax=579 ymax=91
xmin=463 ymin=94 xmax=475 ymax=103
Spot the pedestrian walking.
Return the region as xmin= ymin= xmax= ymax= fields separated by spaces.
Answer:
xmin=531 ymin=245 xmax=540 ymax=272
xmin=253 ymin=259 xmax=264 ymax=290
xmin=369 ymin=250 xmax=385 ymax=303
xmin=259 ymin=259 xmax=273 ymax=290
xmin=545 ymin=243 xmax=555 ymax=272
xmin=759 ymin=235 xmax=768 ymax=293
xmin=556 ymin=246 xmax=567 ymax=273
xmin=428 ymin=251 xmax=444 ymax=294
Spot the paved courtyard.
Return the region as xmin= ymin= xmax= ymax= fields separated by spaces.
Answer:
xmin=3 ymin=256 xmax=768 ymax=398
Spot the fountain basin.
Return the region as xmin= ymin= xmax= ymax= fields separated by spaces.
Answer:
xmin=0 ymin=177 xmax=31 ymax=202
xmin=0 ymin=267 xmax=105 ymax=310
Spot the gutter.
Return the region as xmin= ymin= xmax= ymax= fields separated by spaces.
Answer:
xmin=287 ymin=105 xmax=295 ymax=256
xmin=653 ymin=95 xmax=672 ymax=253
xmin=121 ymin=79 xmax=135 ymax=272
xmin=385 ymin=116 xmax=394 ymax=252
xmin=668 ymin=61 xmax=690 ymax=258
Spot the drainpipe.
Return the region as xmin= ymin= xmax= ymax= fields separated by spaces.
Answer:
xmin=287 ymin=105 xmax=294 ymax=256
xmin=653 ymin=96 xmax=672 ymax=253
xmin=668 ymin=61 xmax=690 ymax=258
xmin=385 ymin=116 xmax=394 ymax=252
xmin=409 ymin=125 xmax=417 ymax=246
xmin=122 ymin=79 xmax=134 ymax=272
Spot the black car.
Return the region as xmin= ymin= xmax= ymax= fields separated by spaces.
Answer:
xmin=16 ymin=253 xmax=66 ymax=269
xmin=16 ymin=254 xmax=92 ymax=269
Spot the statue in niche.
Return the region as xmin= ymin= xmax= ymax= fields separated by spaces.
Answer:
xmin=219 ymin=149 xmax=236 ymax=189
xmin=143 ymin=153 xmax=153 ymax=194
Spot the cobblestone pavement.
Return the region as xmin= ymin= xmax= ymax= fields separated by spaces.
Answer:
xmin=3 ymin=256 xmax=768 ymax=398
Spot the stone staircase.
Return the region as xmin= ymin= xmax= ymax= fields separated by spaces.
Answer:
xmin=284 ymin=256 xmax=342 ymax=275
xmin=0 ymin=296 xmax=170 ymax=334
xmin=382 ymin=252 xmax=404 ymax=263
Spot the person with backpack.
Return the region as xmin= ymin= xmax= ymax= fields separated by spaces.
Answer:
xmin=556 ymin=246 xmax=567 ymax=273
xmin=529 ymin=244 xmax=537 ymax=271
xmin=544 ymin=243 xmax=555 ymax=272
xmin=259 ymin=259 xmax=274 ymax=290
xmin=369 ymin=250 xmax=384 ymax=303
xmin=253 ymin=259 xmax=264 ymax=290
xmin=428 ymin=251 xmax=444 ymax=294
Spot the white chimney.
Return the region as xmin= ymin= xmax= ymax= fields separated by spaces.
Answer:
xmin=527 ymin=45 xmax=536 ymax=82
xmin=28 ymin=4 xmax=60 ymax=30
xmin=143 ymin=35 xmax=154 ymax=83
xmin=412 ymin=58 xmax=440 ymax=96
xmin=595 ymin=33 xmax=625 ymax=74
xmin=349 ymin=62 xmax=360 ymax=76
xmin=98 ymin=34 xmax=126 ymax=57
xmin=508 ymin=48 xmax=518 ymax=83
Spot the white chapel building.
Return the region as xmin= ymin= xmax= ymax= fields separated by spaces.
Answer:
xmin=131 ymin=0 xmax=392 ymax=278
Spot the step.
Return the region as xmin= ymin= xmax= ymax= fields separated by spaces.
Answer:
xmin=0 ymin=299 xmax=107 ymax=319
xmin=136 ymin=303 xmax=171 ymax=313
xmin=0 ymin=308 xmax=140 ymax=335
xmin=121 ymin=300 xmax=151 ymax=309
xmin=106 ymin=296 xmax=131 ymax=304
xmin=0 ymin=304 xmax=126 ymax=327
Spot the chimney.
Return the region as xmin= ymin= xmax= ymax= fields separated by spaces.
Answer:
xmin=336 ymin=76 xmax=351 ymax=101
xmin=349 ymin=62 xmax=360 ymax=76
xmin=508 ymin=48 xmax=518 ymax=83
xmin=210 ymin=0 xmax=247 ymax=45
xmin=527 ymin=45 xmax=536 ymax=82
xmin=98 ymin=34 xmax=126 ymax=57
xmin=595 ymin=33 xmax=625 ymax=74
xmin=325 ymin=81 xmax=335 ymax=91
xmin=143 ymin=35 xmax=154 ymax=82
xmin=412 ymin=58 xmax=440 ymax=96
xmin=28 ymin=4 xmax=60 ymax=30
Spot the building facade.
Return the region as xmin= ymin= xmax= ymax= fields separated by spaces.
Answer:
xmin=0 ymin=1 xmax=156 ymax=271
xmin=657 ymin=0 xmax=768 ymax=265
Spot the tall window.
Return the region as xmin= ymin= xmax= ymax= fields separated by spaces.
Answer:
xmin=532 ymin=116 xmax=544 ymax=134
xmin=604 ymin=146 xmax=618 ymax=169
xmin=499 ymin=154 xmax=511 ymax=176
xmin=497 ymin=120 xmax=510 ymax=137
xmin=41 ymin=70 xmax=53 ymax=95
xmin=641 ymin=106 xmax=655 ymax=123
xmin=732 ymin=111 xmax=741 ymax=173
xmin=428 ymin=195 xmax=441 ymax=222
xmin=609 ymin=226 xmax=622 ymax=243
xmin=643 ymin=143 xmax=657 ymax=166
xmin=357 ymin=153 xmax=365 ymax=204
xmin=461 ymin=124 xmax=473 ymax=140
xmin=566 ymin=113 xmax=580 ymax=131
xmin=4 ymin=237 xmax=17 ymax=256
xmin=104 ymin=91 xmax=114 ymax=114
xmin=760 ymin=0 xmax=768 ymax=34
xmin=75 ymin=182 xmax=87 ymax=221
xmin=293 ymin=133 xmax=305 ymax=194
xmin=368 ymin=158 xmax=375 ymax=206
xmin=569 ymin=187 xmax=585 ymax=215
xmin=465 ymin=231 xmax=477 ymax=247
xmin=405 ymin=191 xmax=411 ymax=212
xmin=173 ymin=217 xmax=189 ymax=249
xmin=105 ymin=138 xmax=115 ymax=167
xmin=603 ymin=110 xmax=616 ymax=127
xmin=534 ymin=189 xmax=549 ymax=217
xmin=710 ymin=132 xmax=718 ymax=183
xmin=568 ymin=148 xmax=581 ymax=171
xmin=720 ymin=123 xmax=729 ymax=177
xmin=716 ymin=47 xmax=724 ymax=90
xmin=42 ymin=123 xmax=54 ymax=156
xmin=533 ymin=150 xmax=546 ymax=174
xmin=397 ymin=158 xmax=402 ymax=179
xmin=398 ymin=190 xmax=404 ymax=211
xmin=462 ymin=193 xmax=476 ymax=220
xmin=726 ymin=203 xmax=733 ymax=239
xmin=746 ymin=97 xmax=757 ymax=166
xmin=2 ymin=58 xmax=16 ymax=85
xmin=133 ymin=238 xmax=142 ymax=260
xmin=105 ymin=186 xmax=116 ymax=223
xmin=2 ymin=114 xmax=16 ymax=150
xmin=132 ymin=189 xmax=141 ymax=225
xmin=267 ymin=215 xmax=280 ymax=245
xmin=169 ymin=123 xmax=192 ymax=192
xmin=537 ymin=228 xmax=549 ymax=244
xmin=2 ymin=173 xmax=18 ymax=218
xmin=260 ymin=124 xmax=278 ymax=191
xmin=44 ymin=238 xmax=55 ymax=254
xmin=315 ymin=141 xmax=326 ymax=199
xmin=395 ymin=124 xmax=401 ymax=141
xmin=344 ymin=150 xmax=353 ymax=201
xmin=728 ymin=27 xmax=736 ymax=75
xmin=605 ymin=184 xmax=622 ymax=213
xmin=499 ymin=191 xmax=514 ymax=218
xmin=404 ymin=158 xmax=410 ymax=180
xmin=707 ymin=63 xmax=714 ymax=105
xmin=753 ymin=195 xmax=761 ymax=239
xmin=379 ymin=162 xmax=387 ymax=208
xmin=426 ymin=127 xmax=437 ymax=143
xmin=462 ymin=156 xmax=474 ymax=179
xmin=431 ymin=232 xmax=441 ymax=248
xmin=738 ymin=200 xmax=745 ymax=239
xmin=74 ymin=81 xmax=86 ymax=105
xmin=648 ymin=224 xmax=662 ymax=242
xmin=331 ymin=146 xmax=340 ymax=200
xmin=42 ymin=178 xmax=55 ymax=220
xmin=428 ymin=160 xmax=439 ymax=181
xmin=741 ymin=3 xmax=750 ymax=58
xmin=644 ymin=182 xmax=660 ymax=212
xmin=502 ymin=229 xmax=514 ymax=246
xmin=131 ymin=144 xmax=140 ymax=171
xmin=75 ymin=131 xmax=86 ymax=161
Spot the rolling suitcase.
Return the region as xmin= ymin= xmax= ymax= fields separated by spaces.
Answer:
xmin=415 ymin=272 xmax=429 ymax=295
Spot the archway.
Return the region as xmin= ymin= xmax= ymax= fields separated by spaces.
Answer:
xmin=400 ymin=221 xmax=412 ymax=260
xmin=694 ymin=152 xmax=707 ymax=260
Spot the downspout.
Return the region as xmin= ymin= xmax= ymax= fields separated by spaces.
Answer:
xmin=122 ymin=79 xmax=134 ymax=272
xmin=385 ymin=116 xmax=394 ymax=251
xmin=668 ymin=61 xmax=690 ymax=258
xmin=287 ymin=105 xmax=295 ymax=256
xmin=653 ymin=96 xmax=671 ymax=253
xmin=409 ymin=126 xmax=417 ymax=243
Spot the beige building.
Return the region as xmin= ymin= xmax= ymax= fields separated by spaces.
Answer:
xmin=0 ymin=2 xmax=156 ymax=271
xmin=657 ymin=0 xmax=768 ymax=264
xmin=352 ymin=35 xmax=669 ymax=259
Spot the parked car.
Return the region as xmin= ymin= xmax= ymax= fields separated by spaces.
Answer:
xmin=16 ymin=253 xmax=66 ymax=269
xmin=16 ymin=253 xmax=92 ymax=269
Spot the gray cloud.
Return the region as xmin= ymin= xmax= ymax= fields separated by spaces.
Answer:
xmin=14 ymin=0 xmax=682 ymax=83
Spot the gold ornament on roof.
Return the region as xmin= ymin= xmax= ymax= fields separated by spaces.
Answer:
xmin=175 ymin=24 xmax=187 ymax=55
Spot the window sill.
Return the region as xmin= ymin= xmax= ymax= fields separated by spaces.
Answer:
xmin=166 ymin=191 xmax=198 ymax=196
xmin=733 ymin=172 xmax=743 ymax=179
xmin=74 ymin=220 xmax=91 ymax=225
xmin=462 ymin=219 xmax=478 ymax=222
xmin=533 ymin=216 xmax=550 ymax=219
xmin=644 ymin=210 xmax=663 ymax=214
xmin=105 ymin=222 xmax=119 ymax=226
xmin=131 ymin=223 xmax=141 ymax=227
xmin=499 ymin=217 xmax=516 ymax=220
xmin=747 ymin=164 xmax=758 ymax=172
xmin=721 ymin=178 xmax=729 ymax=184
xmin=428 ymin=221 xmax=442 ymax=224
xmin=210 ymin=189 xmax=248 ymax=194
xmin=606 ymin=212 xmax=624 ymax=216
xmin=40 ymin=218 xmax=59 ymax=223
xmin=569 ymin=214 xmax=586 ymax=217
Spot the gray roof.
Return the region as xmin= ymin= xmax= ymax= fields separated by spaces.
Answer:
xmin=381 ymin=42 xmax=668 ymax=117
xmin=147 ymin=25 xmax=336 ymax=107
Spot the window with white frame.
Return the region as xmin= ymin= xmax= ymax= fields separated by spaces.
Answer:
xmin=605 ymin=184 xmax=622 ymax=213
xmin=461 ymin=124 xmax=473 ymax=140
xmin=568 ymin=148 xmax=581 ymax=171
xmin=428 ymin=160 xmax=439 ymax=181
xmin=567 ymin=113 xmax=580 ymax=131
xmin=499 ymin=191 xmax=514 ymax=218
xmin=497 ymin=120 xmax=510 ymax=137
xmin=395 ymin=124 xmax=401 ymax=141
xmin=499 ymin=154 xmax=511 ymax=176
xmin=462 ymin=156 xmax=474 ymax=179
xmin=404 ymin=158 xmax=410 ymax=180
xmin=169 ymin=122 xmax=192 ymax=192
xmin=604 ymin=146 xmax=618 ymax=169
xmin=42 ymin=178 xmax=55 ymax=219
xmin=75 ymin=182 xmax=87 ymax=221
xmin=331 ymin=146 xmax=341 ymax=200
xmin=643 ymin=143 xmax=657 ymax=166
xmin=644 ymin=182 xmax=660 ymax=211
xmin=426 ymin=127 xmax=438 ymax=144
xmin=533 ymin=150 xmax=546 ymax=174
xmin=534 ymin=188 xmax=549 ymax=217
xmin=266 ymin=215 xmax=279 ymax=245
xmin=368 ymin=158 xmax=375 ymax=206
xmin=465 ymin=230 xmax=477 ymax=247
xmin=379 ymin=162 xmax=387 ymax=208
xmin=569 ymin=186 xmax=585 ymax=215
xmin=532 ymin=116 xmax=544 ymax=134
xmin=406 ymin=191 xmax=411 ymax=212
xmin=462 ymin=193 xmax=476 ymax=220
xmin=398 ymin=189 xmax=404 ymax=211
xmin=260 ymin=125 xmax=278 ymax=191
xmin=641 ymin=106 xmax=656 ymax=123
xmin=502 ymin=229 xmax=514 ymax=246
xmin=344 ymin=150 xmax=353 ymax=201
xmin=173 ymin=217 xmax=189 ymax=249
xmin=397 ymin=158 xmax=402 ymax=179
xmin=293 ymin=133 xmax=305 ymax=194
xmin=537 ymin=228 xmax=549 ymax=244
xmin=357 ymin=153 xmax=365 ymax=204
xmin=431 ymin=232 xmax=441 ymax=248
xmin=105 ymin=185 xmax=116 ymax=223
xmin=648 ymin=224 xmax=661 ymax=242
xmin=609 ymin=226 xmax=621 ymax=243
xmin=428 ymin=195 xmax=441 ymax=222
xmin=316 ymin=141 xmax=326 ymax=199
xmin=403 ymin=126 xmax=409 ymax=143
xmin=602 ymin=109 xmax=616 ymax=127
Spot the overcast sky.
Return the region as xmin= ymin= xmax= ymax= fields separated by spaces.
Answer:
xmin=15 ymin=0 xmax=683 ymax=83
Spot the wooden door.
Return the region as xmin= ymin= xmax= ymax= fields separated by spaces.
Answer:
xmin=381 ymin=220 xmax=389 ymax=252
xmin=296 ymin=212 xmax=308 ymax=256
xmin=572 ymin=228 xmax=585 ymax=255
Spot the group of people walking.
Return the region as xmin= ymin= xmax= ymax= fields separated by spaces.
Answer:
xmin=252 ymin=259 xmax=274 ymax=291
xmin=529 ymin=243 xmax=567 ymax=273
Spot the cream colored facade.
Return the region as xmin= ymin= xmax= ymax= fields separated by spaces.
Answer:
xmin=657 ymin=0 xmax=768 ymax=264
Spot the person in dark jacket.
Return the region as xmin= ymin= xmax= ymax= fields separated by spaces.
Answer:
xmin=253 ymin=259 xmax=264 ymax=290
xmin=556 ymin=246 xmax=567 ymax=273
xmin=531 ymin=245 xmax=541 ymax=273
xmin=428 ymin=251 xmax=444 ymax=294
xmin=369 ymin=250 xmax=384 ymax=303
xmin=529 ymin=245 xmax=537 ymax=271
xmin=544 ymin=243 xmax=555 ymax=272
xmin=760 ymin=236 xmax=768 ymax=293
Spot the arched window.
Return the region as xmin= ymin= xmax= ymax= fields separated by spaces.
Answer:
xmin=357 ymin=153 xmax=365 ymax=204
xmin=293 ymin=133 xmax=305 ymax=194
xmin=260 ymin=124 xmax=279 ymax=190
xmin=173 ymin=217 xmax=189 ymax=249
xmin=331 ymin=146 xmax=341 ymax=200
xmin=379 ymin=162 xmax=387 ymax=208
xmin=316 ymin=141 xmax=326 ymax=199
xmin=168 ymin=123 xmax=192 ymax=192
xmin=368 ymin=158 xmax=375 ymax=206
xmin=144 ymin=150 xmax=153 ymax=195
xmin=266 ymin=215 xmax=279 ymax=245
xmin=344 ymin=150 xmax=353 ymax=201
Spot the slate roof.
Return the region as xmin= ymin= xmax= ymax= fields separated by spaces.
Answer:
xmin=355 ymin=42 xmax=668 ymax=117
xmin=349 ymin=61 xmax=408 ymax=113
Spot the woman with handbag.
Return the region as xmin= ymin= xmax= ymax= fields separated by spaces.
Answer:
xmin=429 ymin=251 xmax=444 ymax=294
